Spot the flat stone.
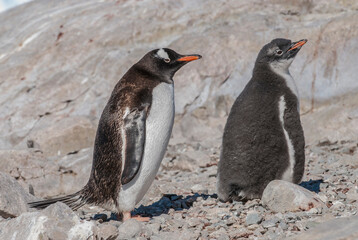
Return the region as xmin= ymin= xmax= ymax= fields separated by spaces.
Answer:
xmin=191 ymin=184 xmax=209 ymax=194
xmin=245 ymin=211 xmax=263 ymax=225
xmin=262 ymin=219 xmax=279 ymax=228
xmin=291 ymin=216 xmax=358 ymax=240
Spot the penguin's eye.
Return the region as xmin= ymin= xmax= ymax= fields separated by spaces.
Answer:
xmin=164 ymin=58 xmax=170 ymax=63
xmin=276 ymin=49 xmax=283 ymax=55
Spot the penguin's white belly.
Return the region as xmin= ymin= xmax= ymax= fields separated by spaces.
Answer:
xmin=117 ymin=82 xmax=174 ymax=211
xmin=278 ymin=95 xmax=296 ymax=182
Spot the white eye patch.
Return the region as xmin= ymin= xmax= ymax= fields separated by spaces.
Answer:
xmin=156 ymin=48 xmax=170 ymax=61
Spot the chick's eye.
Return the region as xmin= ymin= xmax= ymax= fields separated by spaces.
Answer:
xmin=164 ymin=58 xmax=170 ymax=63
xmin=276 ymin=50 xmax=283 ymax=55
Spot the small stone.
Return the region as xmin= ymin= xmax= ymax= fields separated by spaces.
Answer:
xmin=245 ymin=211 xmax=263 ymax=225
xmin=225 ymin=217 xmax=236 ymax=226
xmin=187 ymin=217 xmax=201 ymax=227
xmin=244 ymin=199 xmax=260 ymax=209
xmin=247 ymin=223 xmax=259 ymax=230
xmin=264 ymin=229 xmax=279 ymax=240
xmin=330 ymin=201 xmax=345 ymax=212
xmin=255 ymin=206 xmax=266 ymax=212
xmin=275 ymin=213 xmax=284 ymax=219
xmin=318 ymin=192 xmax=328 ymax=202
xmin=229 ymin=228 xmax=253 ymax=238
xmin=284 ymin=212 xmax=298 ymax=223
xmin=233 ymin=210 xmax=242 ymax=217
xmin=338 ymin=192 xmax=347 ymax=199
xmin=278 ymin=221 xmax=288 ymax=230
xmin=262 ymin=219 xmax=279 ymax=228
xmin=320 ymin=182 xmax=329 ymax=190
xmin=307 ymin=208 xmax=319 ymax=214
xmin=117 ymin=219 xmax=143 ymax=239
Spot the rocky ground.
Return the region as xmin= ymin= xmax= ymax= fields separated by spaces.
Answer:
xmin=1 ymin=132 xmax=358 ymax=239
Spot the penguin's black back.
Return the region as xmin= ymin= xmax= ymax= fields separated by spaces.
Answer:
xmin=218 ymin=67 xmax=305 ymax=201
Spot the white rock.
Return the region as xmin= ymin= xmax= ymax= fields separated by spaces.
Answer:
xmin=117 ymin=219 xmax=144 ymax=239
xmin=0 ymin=202 xmax=107 ymax=240
xmin=191 ymin=184 xmax=209 ymax=194
xmin=262 ymin=180 xmax=327 ymax=213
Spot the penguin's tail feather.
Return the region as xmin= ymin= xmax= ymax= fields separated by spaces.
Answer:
xmin=28 ymin=191 xmax=86 ymax=211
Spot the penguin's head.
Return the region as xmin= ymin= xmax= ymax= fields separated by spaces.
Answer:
xmin=254 ymin=38 xmax=307 ymax=72
xmin=136 ymin=48 xmax=202 ymax=82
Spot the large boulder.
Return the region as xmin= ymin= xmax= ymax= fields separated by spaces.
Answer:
xmin=0 ymin=172 xmax=38 ymax=218
xmin=0 ymin=202 xmax=117 ymax=240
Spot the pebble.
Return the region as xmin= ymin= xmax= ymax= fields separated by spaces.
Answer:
xmin=278 ymin=221 xmax=288 ymax=230
xmin=245 ymin=212 xmax=263 ymax=225
xmin=262 ymin=218 xmax=279 ymax=228
xmin=1 ymin=138 xmax=357 ymax=240
xmin=331 ymin=201 xmax=345 ymax=212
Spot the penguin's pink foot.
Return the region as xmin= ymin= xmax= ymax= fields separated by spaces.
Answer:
xmin=131 ymin=215 xmax=150 ymax=222
xmin=121 ymin=211 xmax=150 ymax=222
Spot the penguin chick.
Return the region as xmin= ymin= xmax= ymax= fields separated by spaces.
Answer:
xmin=217 ymin=38 xmax=307 ymax=202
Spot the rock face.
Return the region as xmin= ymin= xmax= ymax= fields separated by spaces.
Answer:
xmin=0 ymin=0 xmax=358 ymax=153
xmin=291 ymin=216 xmax=358 ymax=240
xmin=262 ymin=180 xmax=327 ymax=213
xmin=0 ymin=148 xmax=91 ymax=198
xmin=27 ymin=116 xmax=96 ymax=157
xmin=0 ymin=172 xmax=37 ymax=218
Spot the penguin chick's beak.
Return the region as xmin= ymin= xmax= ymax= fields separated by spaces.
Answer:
xmin=177 ymin=54 xmax=202 ymax=62
xmin=288 ymin=39 xmax=307 ymax=51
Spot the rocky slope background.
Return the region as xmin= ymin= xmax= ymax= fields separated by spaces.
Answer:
xmin=0 ymin=0 xmax=358 ymax=239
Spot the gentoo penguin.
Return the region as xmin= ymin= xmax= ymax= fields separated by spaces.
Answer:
xmin=29 ymin=48 xmax=201 ymax=221
xmin=217 ymin=38 xmax=307 ymax=202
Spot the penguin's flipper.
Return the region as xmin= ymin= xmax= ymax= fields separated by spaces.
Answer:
xmin=121 ymin=107 xmax=147 ymax=185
